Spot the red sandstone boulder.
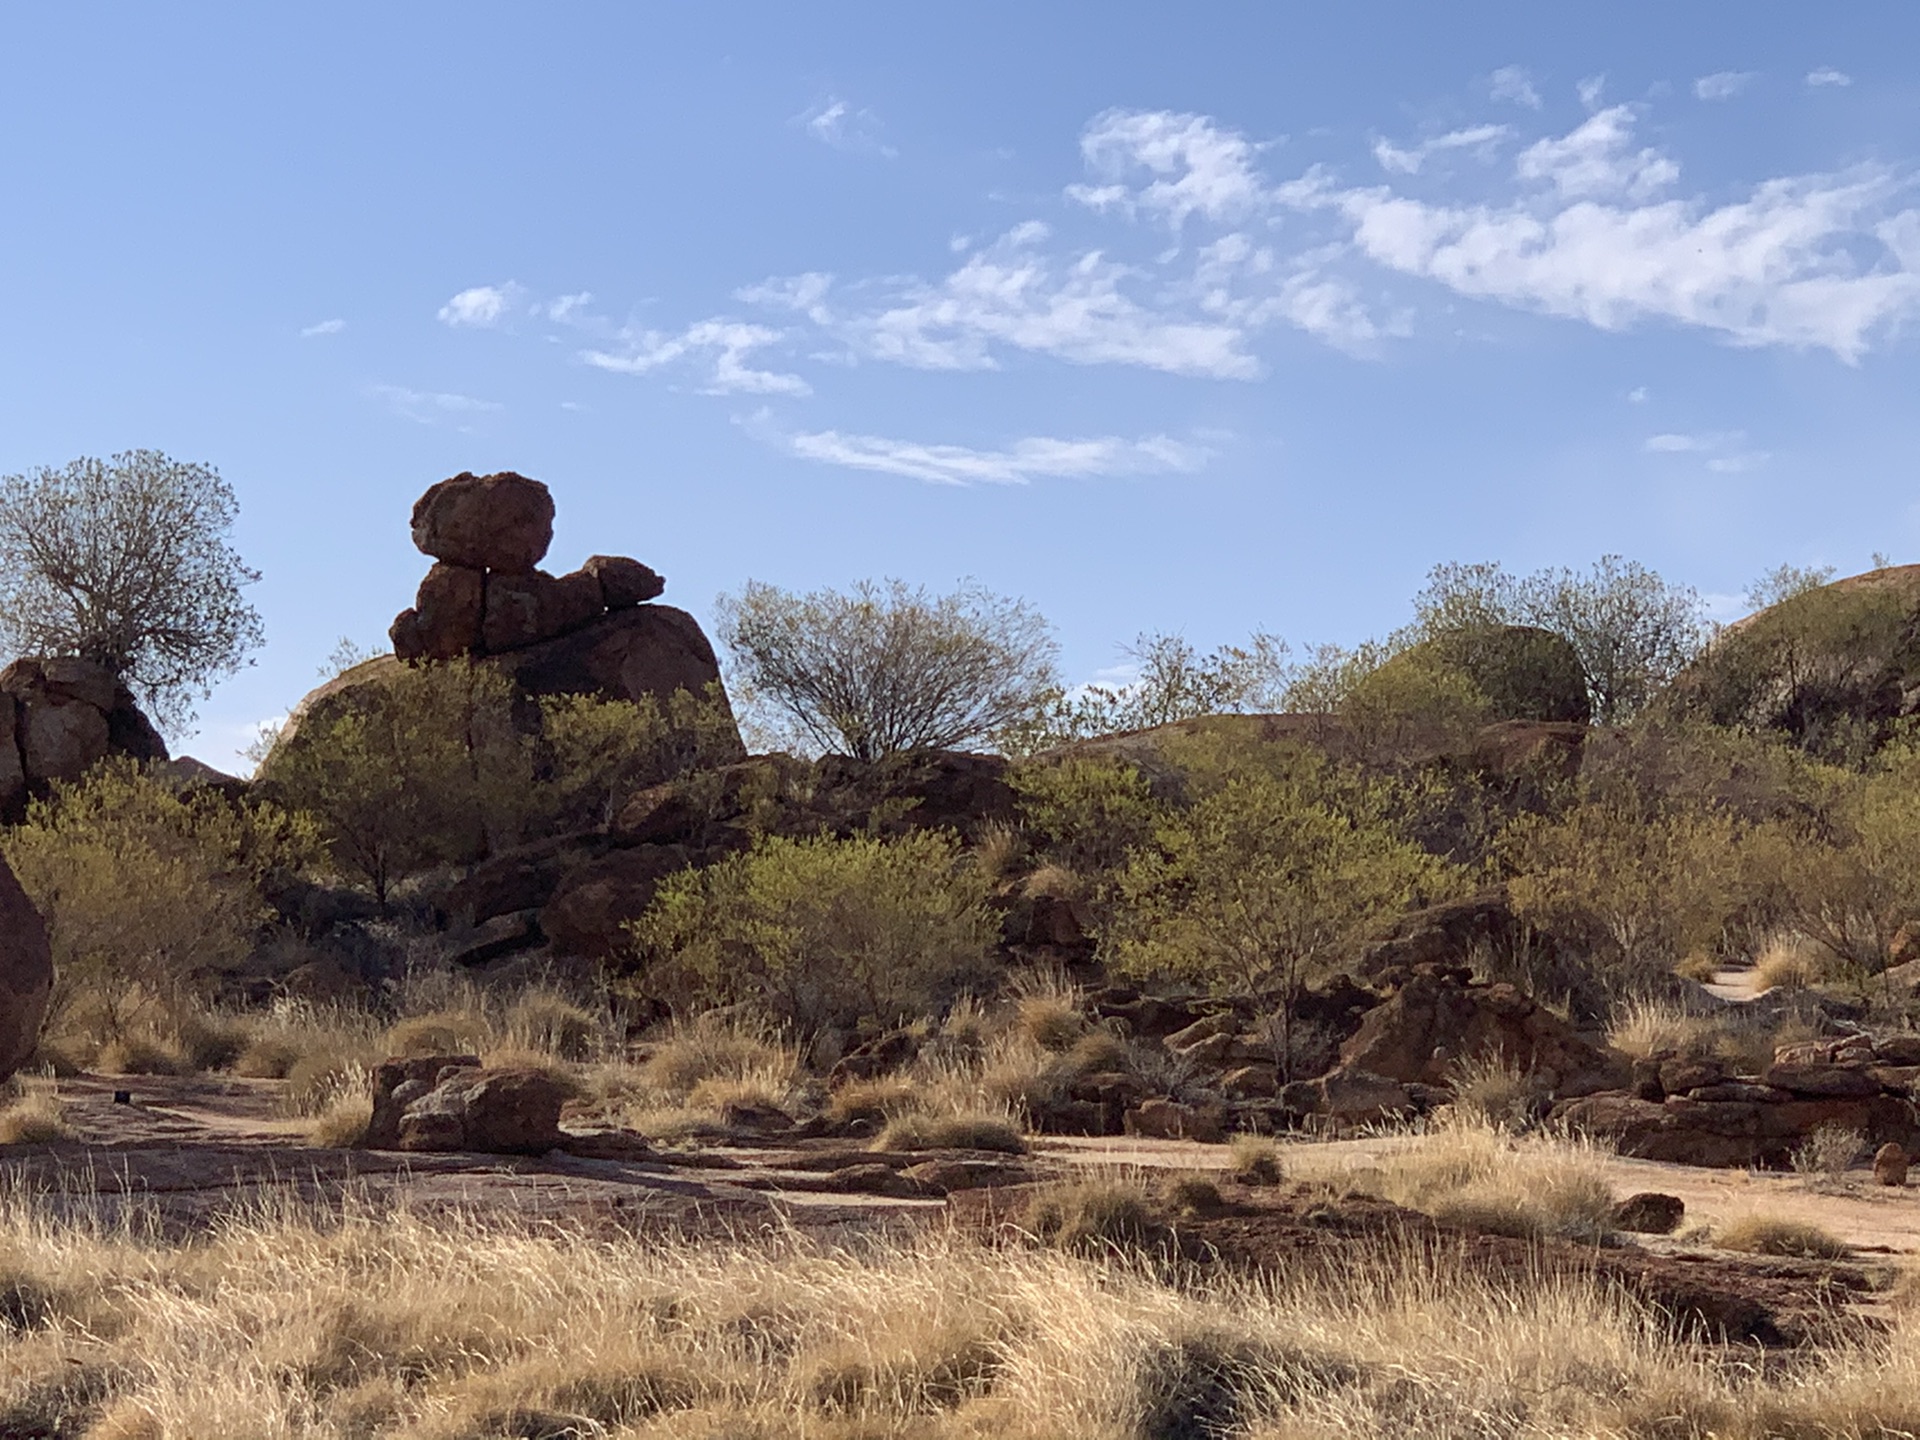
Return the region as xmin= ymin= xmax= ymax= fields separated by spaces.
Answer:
xmin=0 ymin=852 xmax=54 ymax=1080
xmin=583 ymin=555 xmax=665 ymax=608
xmin=480 ymin=569 xmax=605 ymax=652
xmin=396 ymin=1066 xmax=569 ymax=1154
xmin=395 ymin=563 xmax=486 ymax=661
xmin=363 ymin=1055 xmax=481 ymax=1149
xmin=410 ymin=471 xmax=554 ymax=574
xmin=540 ymin=845 xmax=692 ymax=959
xmin=0 ymin=658 xmax=167 ymax=817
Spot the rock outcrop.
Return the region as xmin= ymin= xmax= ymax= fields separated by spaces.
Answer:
xmin=0 ymin=657 xmax=168 ymax=819
xmin=364 ymin=1054 xmax=567 ymax=1154
xmin=1554 ymin=1033 xmax=1920 ymax=1168
xmin=0 ymin=851 xmax=53 ymax=1079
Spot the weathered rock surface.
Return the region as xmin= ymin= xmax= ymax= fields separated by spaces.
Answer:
xmin=1553 ymin=1082 xmax=1920 ymax=1169
xmin=0 ymin=852 xmax=54 ymax=1079
xmin=488 ymin=602 xmax=735 ymax=714
xmin=1336 ymin=968 xmax=1628 ymax=1097
xmin=393 ymin=562 xmax=486 ymax=662
xmin=1875 ymin=1142 xmax=1909 ymax=1186
xmin=410 ymin=471 xmax=554 ymax=574
xmin=584 ymin=555 xmax=665 ymax=608
xmin=540 ymin=844 xmax=692 ymax=959
xmin=0 ymin=657 xmax=168 ymax=817
xmin=480 ymin=568 xmax=605 ymax=653
xmin=366 ymin=1055 xmax=566 ymax=1154
xmin=1612 ymin=1191 xmax=1685 ymax=1234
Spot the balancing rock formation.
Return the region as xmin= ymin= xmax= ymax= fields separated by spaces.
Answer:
xmin=383 ymin=471 xmax=734 ymax=728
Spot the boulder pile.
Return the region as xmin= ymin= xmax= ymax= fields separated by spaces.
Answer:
xmin=390 ymin=470 xmax=670 ymax=666
xmin=364 ymin=1054 xmax=568 ymax=1154
xmin=1553 ymin=1033 xmax=1920 ymax=1167
xmin=0 ymin=657 xmax=167 ymax=819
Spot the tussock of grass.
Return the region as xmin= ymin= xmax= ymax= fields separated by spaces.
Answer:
xmin=827 ymin=1075 xmax=927 ymax=1125
xmin=1227 ymin=1135 xmax=1283 ymax=1186
xmin=1714 ymin=1214 xmax=1850 ymax=1260
xmin=875 ymin=1112 xmax=1026 ymax=1154
xmin=1294 ymin=1111 xmax=1618 ymax=1241
xmin=1025 ymin=1177 xmax=1168 ymax=1255
xmin=1014 ymin=990 xmax=1086 ymax=1054
xmin=1755 ymin=932 xmax=1834 ymax=993
xmin=0 ymin=1084 xmax=69 ymax=1145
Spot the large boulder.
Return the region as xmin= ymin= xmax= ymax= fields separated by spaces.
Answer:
xmin=392 ymin=562 xmax=486 ymax=662
xmin=486 ymin=603 xmax=740 ymax=719
xmin=409 ymin=471 xmax=554 ymax=574
xmin=393 ymin=1065 xmax=569 ymax=1154
xmin=0 ymin=852 xmax=53 ymax=1080
xmin=479 ymin=568 xmax=605 ymax=653
xmin=540 ymin=844 xmax=693 ymax=959
xmin=1337 ymin=968 xmax=1628 ymax=1098
xmin=1670 ymin=564 xmax=1920 ymax=755
xmin=0 ymin=658 xmax=168 ymax=817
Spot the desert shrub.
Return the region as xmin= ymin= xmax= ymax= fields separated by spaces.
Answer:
xmin=874 ymin=1111 xmax=1025 ymax=1154
xmin=1009 ymin=754 xmax=1160 ymax=879
xmin=1111 ymin=733 xmax=1457 ymax=1077
xmin=632 ymin=830 xmax=996 ymax=1032
xmin=1447 ymin=1053 xmax=1540 ymax=1131
xmin=3 ymin=760 xmax=317 ymax=1053
xmin=1012 ymin=630 xmax=1292 ymax=751
xmin=1013 ymin=981 xmax=1089 ymax=1053
xmin=257 ymin=657 xmax=535 ymax=902
xmin=1338 ymin=643 xmax=1492 ymax=750
xmin=534 ymin=683 xmax=740 ymax=831
xmin=717 ymin=576 xmax=1058 ymax=758
xmin=1024 ymin=1177 xmax=1168 ymax=1255
xmin=1226 ymin=1134 xmax=1284 ymax=1186
xmin=1715 ymin=1214 xmax=1849 ymax=1259
xmin=1792 ymin=1124 xmax=1865 ymax=1177
xmin=0 ymin=1080 xmax=69 ymax=1145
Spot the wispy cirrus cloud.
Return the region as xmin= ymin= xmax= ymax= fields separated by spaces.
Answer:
xmin=437 ymin=282 xmax=524 ymax=328
xmin=370 ymin=384 xmax=502 ymax=427
xmin=584 ymin=319 xmax=810 ymax=396
xmin=798 ymin=97 xmax=897 ymax=158
xmin=1807 ymin=67 xmax=1853 ymax=88
xmin=1372 ymin=124 xmax=1509 ymax=176
xmin=1695 ymin=70 xmax=1758 ymax=101
xmin=1644 ymin=429 xmax=1769 ymax=472
xmin=300 ymin=318 xmax=345 ymax=337
xmin=1489 ymin=66 xmax=1543 ymax=109
xmin=787 ymin=428 xmax=1207 ymax=485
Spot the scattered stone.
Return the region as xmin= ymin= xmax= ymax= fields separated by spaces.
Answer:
xmin=900 ymin=1158 xmax=1028 ymax=1193
xmin=1875 ymin=1142 xmax=1910 ymax=1186
xmin=0 ymin=851 xmax=54 ymax=1080
xmin=583 ymin=555 xmax=665 ymax=608
xmin=1312 ymin=1067 xmax=1416 ymax=1124
xmin=823 ymin=1162 xmax=926 ymax=1197
xmin=1612 ymin=1192 xmax=1686 ymax=1234
xmin=1124 ymin=1097 xmax=1226 ymax=1143
xmin=364 ymin=1055 xmax=481 ymax=1149
xmin=410 ymin=471 xmax=554 ymax=573
xmin=394 ymin=1066 xmax=570 ymax=1154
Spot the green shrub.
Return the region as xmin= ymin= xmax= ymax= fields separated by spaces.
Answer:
xmin=1010 ymin=755 xmax=1160 ymax=879
xmin=258 ymin=658 xmax=533 ymax=902
xmin=631 ymin=830 xmax=996 ymax=1031
xmin=1111 ymin=735 xmax=1457 ymax=1077
xmin=3 ymin=760 xmax=317 ymax=1050
xmin=534 ymin=683 xmax=739 ymax=831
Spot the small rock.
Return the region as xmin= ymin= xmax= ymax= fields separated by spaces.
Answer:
xmin=1611 ymin=1192 xmax=1685 ymax=1234
xmin=1875 ymin=1141 xmax=1909 ymax=1186
xmin=583 ymin=555 xmax=666 ymax=608
xmin=900 ymin=1158 xmax=1027 ymax=1193
xmin=1124 ymin=1097 xmax=1226 ymax=1143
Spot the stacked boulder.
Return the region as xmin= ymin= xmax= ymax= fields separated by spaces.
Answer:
xmin=0 ymin=657 xmax=167 ymax=820
xmin=390 ymin=471 xmax=667 ymax=664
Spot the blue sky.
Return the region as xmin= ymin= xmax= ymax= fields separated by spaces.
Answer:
xmin=2 ymin=4 xmax=1918 ymax=767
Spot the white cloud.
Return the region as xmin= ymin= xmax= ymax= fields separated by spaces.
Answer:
xmin=371 ymin=385 xmax=502 ymax=426
xmin=1644 ymin=429 xmax=1768 ymax=471
xmin=437 ymin=283 xmax=523 ymax=328
xmin=1578 ymin=75 xmax=1608 ymax=110
xmin=1695 ymin=70 xmax=1758 ymax=101
xmin=1489 ymin=66 xmax=1543 ymax=109
xmin=799 ymin=97 xmax=897 ymax=158
xmin=849 ymin=224 xmax=1263 ymax=377
xmin=300 ymin=318 xmax=345 ymax=337
xmin=788 ymin=429 xmax=1207 ymax=485
xmin=1807 ymin=67 xmax=1853 ymax=88
xmin=544 ymin=292 xmax=596 ymax=324
xmin=1373 ymin=124 xmax=1508 ymax=176
xmin=1626 ymin=385 xmax=1649 ymax=403
xmin=584 ymin=319 xmax=810 ymax=395
xmin=1514 ymin=107 xmax=1678 ymax=199
xmin=1276 ymin=104 xmax=1920 ymax=360
xmin=1068 ymin=108 xmax=1270 ymax=228
xmin=736 ymin=272 xmax=835 ymax=324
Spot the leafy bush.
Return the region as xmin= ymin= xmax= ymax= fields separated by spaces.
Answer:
xmin=258 ymin=658 xmax=534 ymax=901
xmin=1010 ymin=755 xmax=1160 ymax=880
xmin=1011 ymin=630 xmax=1291 ymax=751
xmin=1111 ymin=733 xmax=1457 ymax=1076
xmin=2 ymin=760 xmax=316 ymax=1051
xmin=534 ymin=683 xmax=740 ymax=831
xmin=631 ymin=830 xmax=996 ymax=1031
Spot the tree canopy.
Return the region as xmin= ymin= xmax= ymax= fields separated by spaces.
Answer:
xmin=0 ymin=450 xmax=264 ymax=730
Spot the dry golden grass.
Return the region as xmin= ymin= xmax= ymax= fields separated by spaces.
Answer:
xmin=875 ymin=1112 xmax=1026 ymax=1155
xmin=1293 ymin=1112 xmax=1618 ymax=1241
xmin=1714 ymin=1213 xmax=1851 ymax=1260
xmin=0 ymin=1178 xmax=1911 ymax=1437
xmin=1755 ymin=932 xmax=1833 ymax=993
xmin=1227 ymin=1134 xmax=1284 ymax=1186
xmin=0 ymin=1080 xmax=69 ymax=1145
